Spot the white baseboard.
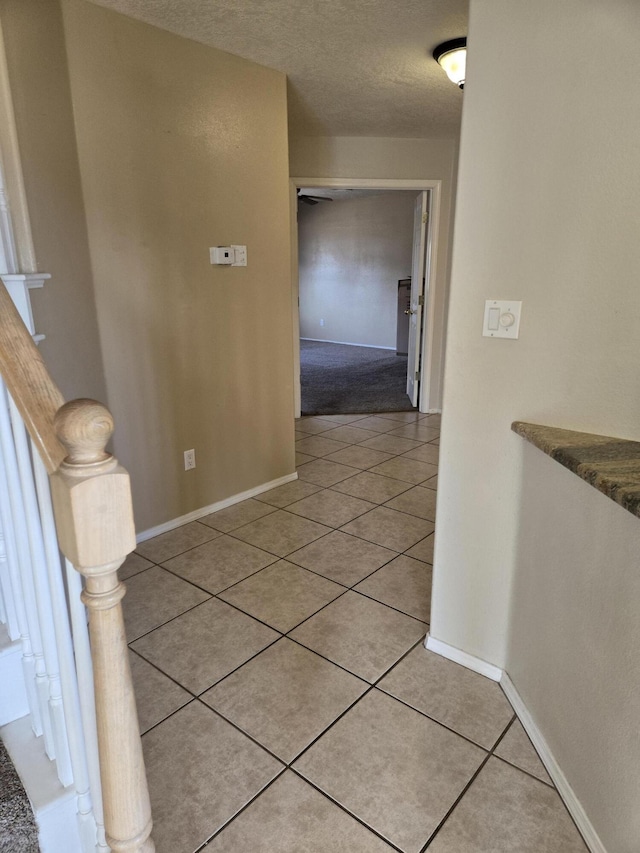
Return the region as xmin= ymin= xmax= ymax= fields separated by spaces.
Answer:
xmin=136 ymin=472 xmax=298 ymax=543
xmin=300 ymin=337 xmax=396 ymax=350
xmin=425 ymin=634 xmax=504 ymax=682
xmin=500 ymin=674 xmax=607 ymax=853
xmin=425 ymin=637 xmax=606 ymax=852
xmin=1 ymin=716 xmax=84 ymax=853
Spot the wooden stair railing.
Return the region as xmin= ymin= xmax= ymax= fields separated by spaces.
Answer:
xmin=0 ymin=280 xmax=154 ymax=853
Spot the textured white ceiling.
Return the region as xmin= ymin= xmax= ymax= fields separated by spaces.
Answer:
xmin=87 ymin=0 xmax=468 ymax=137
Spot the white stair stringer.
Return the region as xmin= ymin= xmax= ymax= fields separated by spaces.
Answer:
xmin=0 ymin=715 xmax=84 ymax=853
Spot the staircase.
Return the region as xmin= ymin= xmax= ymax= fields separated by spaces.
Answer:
xmin=0 ymin=275 xmax=155 ymax=852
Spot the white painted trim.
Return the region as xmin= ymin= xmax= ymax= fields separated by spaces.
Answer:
xmin=0 ymin=161 xmax=17 ymax=274
xmin=291 ymin=177 xmax=444 ymax=415
xmin=300 ymin=337 xmax=396 ymax=351
xmin=136 ymin=472 xmax=298 ymax=543
xmin=0 ymin=19 xmax=37 ymax=273
xmin=293 ymin=178 xmax=442 ymax=191
xmin=420 ymin=184 xmax=441 ymax=413
xmin=290 ymin=184 xmax=302 ymax=417
xmin=0 ymin=635 xmax=28 ymax=725
xmin=2 ymin=274 xmax=50 ymax=334
xmin=500 ymin=673 xmax=607 ymax=853
xmin=1 ymin=715 xmax=83 ymax=853
xmin=425 ymin=634 xmax=504 ymax=682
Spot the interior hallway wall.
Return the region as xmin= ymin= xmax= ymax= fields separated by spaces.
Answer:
xmin=290 ymin=136 xmax=459 ymax=410
xmin=433 ymin=2 xmax=640 ymax=849
xmin=298 ymin=192 xmax=414 ymax=349
xmin=61 ymin=0 xmax=294 ymax=532
xmin=0 ymin=0 xmax=107 ymax=403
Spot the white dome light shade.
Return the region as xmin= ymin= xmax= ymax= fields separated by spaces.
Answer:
xmin=433 ymin=38 xmax=467 ymax=89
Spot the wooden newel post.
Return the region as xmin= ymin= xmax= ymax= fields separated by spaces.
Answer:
xmin=49 ymin=399 xmax=155 ymax=853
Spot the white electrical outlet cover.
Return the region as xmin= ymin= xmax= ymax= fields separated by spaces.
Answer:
xmin=231 ymin=245 xmax=247 ymax=267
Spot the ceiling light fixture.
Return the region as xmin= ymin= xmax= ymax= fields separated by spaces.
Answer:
xmin=433 ymin=38 xmax=467 ymax=89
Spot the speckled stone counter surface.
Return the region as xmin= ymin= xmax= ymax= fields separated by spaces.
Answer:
xmin=512 ymin=421 xmax=640 ymax=519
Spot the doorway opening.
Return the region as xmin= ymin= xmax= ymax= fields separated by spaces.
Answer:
xmin=290 ymin=178 xmax=442 ymax=418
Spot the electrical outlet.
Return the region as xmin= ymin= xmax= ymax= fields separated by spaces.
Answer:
xmin=184 ymin=449 xmax=196 ymax=470
xmin=230 ymin=245 xmax=247 ymax=267
xmin=320 ymin=318 xmax=325 ymax=327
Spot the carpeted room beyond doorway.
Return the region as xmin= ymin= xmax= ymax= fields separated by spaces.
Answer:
xmin=300 ymin=340 xmax=416 ymax=416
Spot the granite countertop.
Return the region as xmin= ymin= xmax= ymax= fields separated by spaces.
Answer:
xmin=512 ymin=421 xmax=640 ymax=519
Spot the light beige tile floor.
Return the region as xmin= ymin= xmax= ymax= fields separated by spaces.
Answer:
xmin=123 ymin=412 xmax=588 ymax=853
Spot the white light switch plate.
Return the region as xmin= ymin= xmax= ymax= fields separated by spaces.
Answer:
xmin=483 ymin=300 xmax=522 ymax=339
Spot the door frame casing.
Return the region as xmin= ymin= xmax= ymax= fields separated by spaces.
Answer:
xmin=290 ymin=177 xmax=442 ymax=416
xmin=0 ymin=17 xmax=36 ymax=274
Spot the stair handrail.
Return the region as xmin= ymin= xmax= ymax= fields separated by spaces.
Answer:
xmin=0 ymin=279 xmax=155 ymax=853
xmin=0 ymin=280 xmax=65 ymax=474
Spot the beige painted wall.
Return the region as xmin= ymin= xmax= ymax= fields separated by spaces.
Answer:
xmin=511 ymin=444 xmax=640 ymax=852
xmin=298 ymin=192 xmax=415 ymax=348
xmin=0 ymin=0 xmax=107 ymax=403
xmin=61 ymin=0 xmax=294 ymax=531
xmin=433 ymin=1 xmax=640 ymax=848
xmin=290 ymin=136 xmax=458 ymax=410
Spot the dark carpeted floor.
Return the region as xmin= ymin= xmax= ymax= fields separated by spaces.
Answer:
xmin=300 ymin=340 xmax=417 ymax=415
xmin=0 ymin=740 xmax=38 ymax=853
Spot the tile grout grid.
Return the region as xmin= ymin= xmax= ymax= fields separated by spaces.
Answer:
xmin=122 ymin=411 xmax=589 ymax=853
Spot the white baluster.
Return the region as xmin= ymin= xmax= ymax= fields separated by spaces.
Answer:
xmin=0 ymin=521 xmax=16 ymax=636
xmin=32 ymin=451 xmax=98 ymax=847
xmin=0 ymin=570 xmax=6 ymax=626
xmin=0 ymin=383 xmax=45 ymax=738
xmin=65 ymin=560 xmax=108 ymax=853
xmin=7 ymin=391 xmax=72 ymax=781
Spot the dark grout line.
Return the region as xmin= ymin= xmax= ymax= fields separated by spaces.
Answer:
xmin=286 ymin=631 xmax=427 ymax=694
xmin=126 ymin=593 xmax=214 ymax=644
xmin=489 ymin=714 xmax=590 ymax=844
xmin=134 ymin=522 xmax=224 ymax=562
xmin=372 ymin=684 xmax=498 ymax=755
xmin=285 ymin=547 xmax=399 ymax=589
xmin=291 ymin=685 xmax=377 ymax=765
xmin=199 ymin=629 xmax=284 ymax=684
xmin=420 ymin=751 xmax=493 ymax=852
xmin=274 ymin=585 xmax=352 ymax=633
xmin=350 ymin=586 xmax=430 ymax=623
xmin=198 ymin=698 xmax=287 ymax=766
xmin=492 ymin=752 xmax=555 ymax=788
xmin=134 ymin=628 xmax=285 ymax=738
xmin=490 ymin=713 xmax=518 ymax=750
xmin=370 ymin=634 xmax=428 ymax=686
xmin=127 ymin=423 xmax=446 ymax=850
xmin=419 ymin=713 xmax=516 ymax=851
xmin=119 ymin=562 xmax=158 ymax=581
xmin=138 ymin=696 xmax=198 ymax=739
xmin=288 ymin=767 xmax=405 ymax=853
xmin=193 ymin=767 xmax=288 ymax=852
xmin=158 ymin=555 xmax=279 ymax=599
xmin=284 ymin=633 xmax=376 ymax=683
